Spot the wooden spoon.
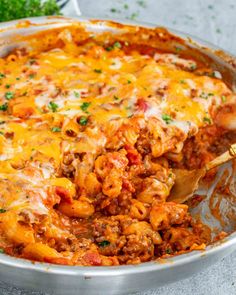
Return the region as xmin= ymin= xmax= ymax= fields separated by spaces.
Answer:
xmin=167 ymin=144 xmax=236 ymax=204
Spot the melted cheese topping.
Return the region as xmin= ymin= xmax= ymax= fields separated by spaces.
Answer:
xmin=0 ymin=30 xmax=232 ymax=265
xmin=0 ymin=40 xmax=231 ymax=212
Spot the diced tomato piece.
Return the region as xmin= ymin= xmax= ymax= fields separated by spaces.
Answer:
xmin=135 ymin=98 xmax=148 ymax=112
xmin=55 ymin=186 xmax=73 ymax=204
xmin=83 ymin=252 xmax=102 ymax=266
xmin=124 ymin=144 xmax=142 ymax=165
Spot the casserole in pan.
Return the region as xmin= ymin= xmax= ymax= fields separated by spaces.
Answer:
xmin=0 ymin=16 xmax=236 ymax=294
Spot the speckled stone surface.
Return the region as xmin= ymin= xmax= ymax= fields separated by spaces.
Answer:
xmin=1 ymin=0 xmax=236 ymax=294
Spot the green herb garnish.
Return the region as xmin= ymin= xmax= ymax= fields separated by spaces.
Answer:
xmin=175 ymin=46 xmax=182 ymax=53
xmin=74 ymin=91 xmax=80 ymax=98
xmin=190 ymin=64 xmax=197 ymax=70
xmin=162 ymin=114 xmax=173 ymax=124
xmin=166 ymin=248 xmax=172 ymax=254
xmin=113 ymin=41 xmax=122 ymax=49
xmin=105 ymin=46 xmax=113 ymax=52
xmin=203 ymin=117 xmax=211 ymax=124
xmin=0 ymin=73 xmax=5 ymax=79
xmin=29 ymin=59 xmax=36 ymax=65
xmin=80 ymin=102 xmax=91 ymax=113
xmin=221 ymin=95 xmax=226 ymax=103
xmin=200 ymin=92 xmax=214 ymax=99
xmin=0 ymin=0 xmax=61 ymax=22
xmin=98 ymin=240 xmax=110 ymax=247
xmin=5 ymin=91 xmax=14 ymax=100
xmin=48 ymin=101 xmax=59 ymax=112
xmin=51 ymin=127 xmax=61 ymax=132
xmin=79 ymin=116 xmax=88 ymax=126
xmin=0 ymin=103 xmax=8 ymax=111
xmin=29 ymin=73 xmax=35 ymax=79
xmin=0 ymin=248 xmax=4 ymax=254
xmin=5 ymin=84 xmax=11 ymax=89
xmin=94 ymin=69 xmax=102 ymax=74
xmin=114 ymin=95 xmax=120 ymax=100
xmin=105 ymin=41 xmax=122 ymax=51
xmin=0 ymin=209 xmax=6 ymax=213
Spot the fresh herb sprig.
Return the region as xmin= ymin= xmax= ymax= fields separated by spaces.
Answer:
xmin=0 ymin=0 xmax=61 ymax=22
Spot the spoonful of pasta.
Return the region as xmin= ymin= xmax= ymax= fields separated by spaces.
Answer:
xmin=168 ymin=143 xmax=236 ymax=204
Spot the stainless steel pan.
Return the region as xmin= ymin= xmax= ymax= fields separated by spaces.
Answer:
xmin=0 ymin=16 xmax=236 ymax=295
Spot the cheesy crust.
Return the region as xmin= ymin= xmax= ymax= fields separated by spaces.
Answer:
xmin=0 ymin=24 xmax=233 ymax=265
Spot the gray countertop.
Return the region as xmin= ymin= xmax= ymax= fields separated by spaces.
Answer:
xmin=1 ymin=0 xmax=236 ymax=294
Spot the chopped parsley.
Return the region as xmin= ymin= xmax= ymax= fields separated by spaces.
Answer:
xmin=94 ymin=69 xmax=102 ymax=74
xmin=29 ymin=59 xmax=36 ymax=65
xmin=74 ymin=91 xmax=80 ymax=98
xmin=0 ymin=209 xmax=6 ymax=213
xmin=190 ymin=64 xmax=197 ymax=70
xmin=98 ymin=240 xmax=110 ymax=247
xmin=5 ymin=91 xmax=14 ymax=100
xmin=105 ymin=41 xmax=122 ymax=51
xmin=0 ymin=73 xmax=5 ymax=79
xmin=221 ymin=95 xmax=226 ymax=103
xmin=127 ymin=80 xmax=132 ymax=84
xmin=200 ymin=92 xmax=214 ymax=99
xmin=179 ymin=79 xmax=186 ymax=84
xmin=0 ymin=0 xmax=61 ymax=22
xmin=203 ymin=117 xmax=211 ymax=124
xmin=51 ymin=127 xmax=61 ymax=132
xmin=166 ymin=248 xmax=172 ymax=254
xmin=162 ymin=114 xmax=173 ymax=124
xmin=29 ymin=73 xmax=36 ymax=79
xmin=48 ymin=101 xmax=59 ymax=112
xmin=114 ymin=95 xmax=120 ymax=100
xmin=16 ymin=77 xmax=20 ymax=80
xmin=78 ymin=116 xmax=88 ymax=126
xmin=5 ymin=84 xmax=11 ymax=89
xmin=105 ymin=46 xmax=113 ymax=52
xmin=0 ymin=248 xmax=4 ymax=254
xmin=0 ymin=103 xmax=8 ymax=111
xmin=110 ymin=8 xmax=117 ymax=13
xmin=175 ymin=46 xmax=182 ymax=53
xmin=80 ymin=102 xmax=91 ymax=113
xmin=113 ymin=41 xmax=122 ymax=49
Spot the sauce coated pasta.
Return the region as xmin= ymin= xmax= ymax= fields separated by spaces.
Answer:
xmin=0 ymin=22 xmax=235 ymax=266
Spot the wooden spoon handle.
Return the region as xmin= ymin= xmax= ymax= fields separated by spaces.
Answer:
xmin=205 ymin=143 xmax=236 ymax=171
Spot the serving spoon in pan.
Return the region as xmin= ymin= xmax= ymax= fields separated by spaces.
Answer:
xmin=168 ymin=143 xmax=236 ymax=204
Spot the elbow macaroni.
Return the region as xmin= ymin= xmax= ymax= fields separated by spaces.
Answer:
xmin=0 ymin=22 xmax=231 ymax=265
